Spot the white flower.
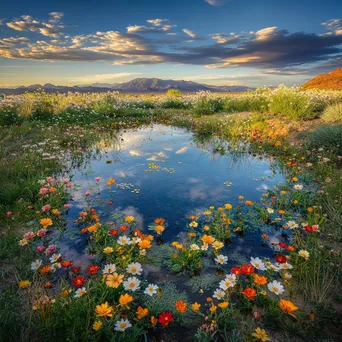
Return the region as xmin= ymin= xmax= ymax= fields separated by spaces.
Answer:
xmin=126 ymin=262 xmax=143 ymax=275
xmin=280 ymin=262 xmax=293 ymax=270
xmin=190 ymin=244 xmax=200 ymax=251
xmin=215 ymin=254 xmax=228 ymax=265
xmin=114 ymin=319 xmax=132 ymax=332
xmin=294 ymin=184 xmax=303 ymax=190
xmin=144 ymin=284 xmax=158 ymax=297
xmin=31 ymin=259 xmax=42 ymax=271
xmin=74 ymin=287 xmax=87 ymax=298
xmin=201 ymin=243 xmax=209 ymax=251
xmin=51 ymin=262 xmax=61 ymax=271
xmin=298 ymin=250 xmax=310 ymax=259
xmin=103 ymin=263 xmax=116 ymax=274
xmin=267 ymin=208 xmax=274 ymax=214
xmin=265 ymin=261 xmax=280 ymax=272
xmin=139 ymin=249 xmax=147 ymax=256
xmin=267 ymin=280 xmax=285 ymax=295
xmin=132 ymin=237 xmax=141 ymax=244
xmin=250 ymin=257 xmax=266 ymax=271
xmin=49 ymin=253 xmax=61 ymax=263
xmin=189 ymin=221 xmax=198 ymax=228
xmin=219 ymin=276 xmax=236 ymax=290
xmin=117 ymin=236 xmax=132 ymax=246
xmin=213 ymin=288 xmax=225 ymax=300
xmin=287 ymin=221 xmax=299 ymax=229
xmin=123 ymin=277 xmax=141 ymax=291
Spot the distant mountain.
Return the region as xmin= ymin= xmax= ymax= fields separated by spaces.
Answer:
xmin=0 ymin=78 xmax=253 ymax=95
xmin=302 ymin=68 xmax=342 ymax=90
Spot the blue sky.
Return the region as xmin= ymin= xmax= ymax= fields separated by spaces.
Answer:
xmin=0 ymin=0 xmax=341 ymax=87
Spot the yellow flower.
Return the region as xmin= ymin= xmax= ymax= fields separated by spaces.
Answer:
xmin=209 ymin=206 xmax=215 ymax=210
xmin=139 ymin=239 xmax=152 ymax=249
xmin=251 ymin=327 xmax=271 ymax=341
xmin=95 ymin=302 xmax=113 ymax=317
xmin=119 ymin=293 xmax=134 ymax=309
xmin=19 ymin=280 xmax=31 ymax=288
xmin=292 ymin=177 xmax=298 ymax=182
xmin=125 ymin=216 xmax=135 ymax=224
xmin=201 ymin=234 xmax=215 ymax=244
xmin=238 ymin=196 xmax=244 ymax=200
xmin=245 ymin=200 xmax=254 ymax=206
xmin=106 ymin=273 xmax=124 ymax=288
xmin=40 ymin=218 xmax=53 ymax=228
xmin=209 ymin=304 xmax=217 ymax=313
xmin=155 ymin=225 xmax=165 ymax=235
xmin=107 ymin=178 xmax=115 ymax=186
xmin=191 ymin=302 xmax=201 ymax=311
xmin=279 ymin=299 xmax=298 ymax=315
xmin=212 ymin=240 xmax=224 ymax=250
xmin=136 ymin=306 xmax=149 ymax=320
xmin=103 ymin=247 xmax=113 ymax=254
xmin=203 ymin=225 xmax=210 ymax=231
xmin=218 ymin=301 xmax=229 ymax=309
xmin=93 ymin=320 xmax=103 ymax=331
xmin=224 ymin=203 xmax=232 ymax=210
xmin=203 ymin=210 xmax=212 ymax=215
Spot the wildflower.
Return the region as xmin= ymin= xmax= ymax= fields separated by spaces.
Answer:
xmin=245 ymin=200 xmax=254 ymax=206
xmin=40 ymin=265 xmax=51 ymax=274
xmin=117 ymin=236 xmax=132 ymax=246
xmin=19 ymin=280 xmax=31 ymax=288
xmin=155 ymin=225 xmax=165 ymax=234
xmin=61 ymin=260 xmax=73 ymax=268
xmin=74 ymin=287 xmax=87 ymax=298
xmin=174 ymin=300 xmax=187 ymax=313
xmin=294 ymin=184 xmax=303 ymax=190
xmin=115 ymin=319 xmax=132 ymax=332
xmin=93 ymin=320 xmax=103 ymax=331
xmin=19 ymin=239 xmax=28 ymax=246
xmin=40 ymin=218 xmax=53 ymax=228
xmin=238 ymin=196 xmax=244 ymax=200
xmin=190 ymin=244 xmax=200 ymax=250
xmin=151 ymin=316 xmax=157 ymax=326
xmin=242 ymin=288 xmax=257 ymax=300
xmin=252 ymin=327 xmax=271 ymax=341
xmin=126 ymin=262 xmax=143 ymax=275
xmin=119 ymin=293 xmax=134 ymax=309
xmin=201 ymin=243 xmax=209 ymax=251
xmin=212 ymin=240 xmax=224 ymax=250
xmin=201 ymin=234 xmax=215 ymax=244
xmin=154 ymin=218 xmax=165 ymax=225
xmin=192 ymin=302 xmax=201 ymax=311
xmin=275 ymin=255 xmax=287 ymax=264
xmin=279 ymin=299 xmax=298 ymax=315
xmin=123 ymin=277 xmax=141 ymax=292
xmin=215 ymin=254 xmax=228 ymax=265
xmin=103 ymin=264 xmax=116 ymax=274
xmin=144 ymin=284 xmax=158 ymax=296
xmin=106 ymin=273 xmax=124 ymax=288
xmin=189 ymin=221 xmax=198 ymax=228
xmin=124 ymin=215 xmax=134 ymax=223
xmin=158 ymin=312 xmax=174 ymax=327
xmin=213 ymin=289 xmax=225 ymax=300
xmin=253 ymin=274 xmax=268 ymax=285
xmin=24 ymin=231 xmax=35 ymax=240
xmin=224 ymin=203 xmax=232 ymax=210
xmin=204 ymin=210 xmax=211 ymax=215
xmin=209 ymin=304 xmax=217 ymax=313
xmin=298 ymin=250 xmax=310 ymax=259
xmin=250 ymin=257 xmax=266 ymax=271
xmin=72 ymin=276 xmax=86 ymax=288
xmin=107 ymin=178 xmax=115 ymax=186
xmin=139 ymin=239 xmax=151 ymax=249
xmin=103 ymin=247 xmax=113 ymax=254
xmin=219 ymin=277 xmax=236 ymax=290
xmin=287 ymin=221 xmax=299 ymax=229
xmin=49 ymin=253 xmax=61 ymax=263
xmin=136 ymin=306 xmax=149 ymax=319
xmin=218 ymin=301 xmax=229 ymax=309
xmin=267 ymin=208 xmax=274 ymax=214
xmin=31 ymin=259 xmax=42 ymax=271
xmin=241 ymin=264 xmax=255 ymax=275
xmin=267 ymin=280 xmax=284 ymax=295
xmin=95 ymin=302 xmax=113 ymax=317
xmin=88 ymin=265 xmax=99 ymax=275
xmin=231 ymin=266 xmax=242 ymax=275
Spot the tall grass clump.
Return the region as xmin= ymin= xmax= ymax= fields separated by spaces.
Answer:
xmin=305 ymin=125 xmax=342 ymax=153
xmin=321 ymin=102 xmax=342 ymax=122
xmin=268 ymin=86 xmax=317 ymax=120
xmin=224 ymin=92 xmax=269 ymax=113
xmin=192 ymin=91 xmax=223 ymax=116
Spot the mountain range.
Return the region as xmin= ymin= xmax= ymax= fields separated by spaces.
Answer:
xmin=0 ymin=78 xmax=253 ymax=95
xmin=302 ymin=68 xmax=342 ymax=90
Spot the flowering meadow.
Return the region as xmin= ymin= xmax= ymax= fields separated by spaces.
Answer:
xmin=0 ymin=87 xmax=342 ymax=342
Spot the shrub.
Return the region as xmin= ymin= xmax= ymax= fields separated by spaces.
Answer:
xmin=321 ymin=102 xmax=342 ymax=122
xmin=161 ymin=98 xmax=189 ymax=109
xmin=0 ymin=102 xmax=22 ymax=126
xmin=166 ymin=89 xmax=182 ymax=97
xmin=306 ymin=125 xmax=342 ymax=153
xmin=192 ymin=91 xmax=223 ymax=116
xmin=31 ymin=95 xmax=55 ymax=121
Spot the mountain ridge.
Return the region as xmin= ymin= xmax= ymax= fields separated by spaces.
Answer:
xmin=302 ymin=68 xmax=342 ymax=90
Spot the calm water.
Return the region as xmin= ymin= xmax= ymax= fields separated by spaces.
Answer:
xmin=60 ymin=124 xmax=285 ymax=267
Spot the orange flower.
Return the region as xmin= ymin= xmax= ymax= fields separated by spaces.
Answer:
xmin=191 ymin=302 xmax=201 ymax=311
xmin=95 ymin=302 xmax=113 ymax=317
xmin=218 ymin=301 xmax=229 ymax=309
xmin=136 ymin=306 xmax=149 ymax=320
xmin=242 ymin=288 xmax=257 ymax=300
xmin=151 ymin=316 xmax=157 ymax=326
xmin=279 ymin=299 xmax=298 ymax=315
xmin=155 ymin=225 xmax=165 ymax=235
xmin=175 ymin=300 xmax=187 ymax=313
xmin=40 ymin=265 xmax=51 ymax=274
xmin=154 ymin=218 xmax=165 ymax=225
xmin=139 ymin=239 xmax=152 ymax=249
xmin=245 ymin=200 xmax=254 ymax=206
xmin=189 ymin=215 xmax=196 ymax=221
xmin=201 ymin=234 xmax=215 ymax=245
xmin=107 ymin=178 xmax=115 ymax=186
xmin=125 ymin=216 xmax=135 ymax=224
xmin=119 ymin=293 xmax=133 ymax=309
xmin=253 ymin=274 xmax=267 ymax=285
xmin=106 ymin=273 xmax=124 ymax=288
xmin=40 ymin=218 xmax=53 ymax=228
xmin=209 ymin=304 xmax=217 ymax=313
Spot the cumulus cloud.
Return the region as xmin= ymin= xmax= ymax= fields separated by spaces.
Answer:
xmin=183 ymin=28 xmax=196 ymax=38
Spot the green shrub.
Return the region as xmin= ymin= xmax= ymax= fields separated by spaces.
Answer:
xmin=32 ymin=98 xmax=55 ymax=121
xmin=321 ymin=103 xmax=342 ymax=122
xmin=0 ymin=104 xmax=21 ymax=126
xmin=192 ymin=91 xmax=223 ymax=116
xmin=306 ymin=125 xmax=342 ymax=153
xmin=166 ymin=89 xmax=182 ymax=97
xmin=161 ymin=98 xmax=189 ymax=109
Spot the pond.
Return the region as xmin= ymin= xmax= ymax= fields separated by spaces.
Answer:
xmin=60 ymin=124 xmax=285 ymax=272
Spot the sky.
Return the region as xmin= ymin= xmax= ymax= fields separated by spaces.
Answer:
xmin=0 ymin=0 xmax=341 ymax=87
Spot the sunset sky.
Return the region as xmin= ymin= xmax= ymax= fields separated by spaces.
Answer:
xmin=0 ymin=0 xmax=341 ymax=87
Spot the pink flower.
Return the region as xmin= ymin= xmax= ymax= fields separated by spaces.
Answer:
xmin=338 ymin=156 xmax=342 ymax=161
xmin=325 ymin=177 xmax=331 ymax=183
xmin=47 ymin=177 xmax=54 ymax=183
xmin=37 ymin=245 xmax=46 ymax=253
xmin=45 ymin=244 xmax=56 ymax=256
xmin=42 ymin=204 xmax=51 ymax=213
xmin=63 ymin=178 xmax=69 ymax=184
xmin=37 ymin=229 xmax=47 ymax=237
xmin=24 ymin=231 xmax=35 ymax=240
xmin=95 ymin=177 xmax=101 ymax=182
xmin=27 ymin=206 xmax=33 ymax=209
xmin=64 ymin=204 xmax=71 ymax=209
xmin=39 ymin=188 xmax=48 ymax=195
xmin=85 ymin=190 xmax=91 ymax=196
xmin=6 ymin=211 xmax=13 ymax=217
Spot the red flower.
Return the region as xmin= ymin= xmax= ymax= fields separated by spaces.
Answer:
xmin=106 ymin=200 xmax=114 ymax=205
xmin=120 ymin=225 xmax=128 ymax=232
xmin=231 ymin=267 xmax=242 ymax=275
xmin=304 ymin=225 xmax=313 ymax=233
xmin=275 ymin=254 xmax=287 ymax=263
xmin=71 ymin=266 xmax=81 ymax=274
xmin=241 ymin=264 xmax=255 ymax=275
xmin=61 ymin=260 xmax=73 ymax=268
xmin=88 ymin=265 xmax=99 ymax=275
xmin=109 ymin=229 xmax=119 ymax=236
xmin=242 ymin=288 xmax=257 ymax=300
xmin=72 ymin=276 xmax=86 ymax=288
xmin=278 ymin=242 xmax=288 ymax=249
xmin=158 ymin=312 xmax=174 ymax=327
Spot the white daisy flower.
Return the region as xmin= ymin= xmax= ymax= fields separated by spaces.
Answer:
xmin=74 ymin=287 xmax=87 ymax=298
xmin=267 ymin=208 xmax=274 ymax=214
xmin=117 ymin=236 xmax=132 ymax=246
xmin=250 ymin=257 xmax=266 ymax=271
xmin=294 ymin=184 xmax=303 ymax=190
xmin=287 ymin=221 xmax=299 ymax=229
xmin=280 ymin=262 xmax=293 ymax=270
xmin=213 ymin=288 xmax=225 ymax=300
xmin=190 ymin=244 xmax=200 ymax=251
xmin=267 ymin=280 xmax=285 ymax=295
xmin=215 ymin=254 xmax=228 ymax=265
xmin=201 ymin=243 xmax=209 ymax=251
xmin=126 ymin=262 xmax=142 ymax=275
xmin=114 ymin=319 xmax=132 ymax=332
xmin=31 ymin=259 xmax=42 ymax=271
xmin=298 ymin=250 xmax=310 ymax=259
xmin=49 ymin=253 xmax=61 ymax=263
xmin=123 ymin=277 xmax=141 ymax=292
xmin=144 ymin=284 xmax=158 ymax=297
xmin=103 ymin=263 xmax=116 ymax=274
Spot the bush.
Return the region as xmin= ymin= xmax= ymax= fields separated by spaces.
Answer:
xmin=31 ymin=96 xmax=55 ymax=121
xmin=0 ymin=103 xmax=22 ymax=126
xmin=192 ymin=91 xmax=223 ymax=116
xmin=321 ymin=103 xmax=342 ymax=122
xmin=161 ymin=98 xmax=189 ymax=109
xmin=306 ymin=125 xmax=342 ymax=153
xmin=166 ymin=89 xmax=182 ymax=97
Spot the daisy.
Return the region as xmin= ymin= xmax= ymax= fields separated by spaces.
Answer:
xmin=144 ymin=284 xmax=158 ymax=297
xmin=31 ymin=259 xmax=42 ymax=271
xmin=250 ymin=257 xmax=266 ymax=271
xmin=287 ymin=221 xmax=299 ymax=229
xmin=114 ymin=319 xmax=132 ymax=332
xmin=74 ymin=287 xmax=87 ymax=298
xmin=117 ymin=236 xmax=132 ymax=246
xmin=201 ymin=243 xmax=209 ymax=251
xmin=190 ymin=244 xmax=200 ymax=251
xmin=189 ymin=221 xmax=198 ymax=228
xmin=126 ymin=262 xmax=142 ymax=276
xmin=219 ymin=278 xmax=236 ymax=291
xmin=213 ymin=288 xmax=225 ymax=300
xmin=103 ymin=263 xmax=116 ymax=274
xmin=280 ymin=262 xmax=293 ymax=270
xmin=267 ymin=208 xmax=274 ymax=214
xmin=123 ymin=277 xmax=141 ymax=292
xmin=294 ymin=184 xmax=303 ymax=190
xmin=298 ymin=250 xmax=310 ymax=259
xmin=49 ymin=254 xmax=61 ymax=263
xmin=267 ymin=280 xmax=285 ymax=295
xmin=215 ymin=254 xmax=228 ymax=265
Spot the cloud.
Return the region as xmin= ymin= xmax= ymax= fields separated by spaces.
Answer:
xmin=321 ymin=18 xmax=342 ymax=35
xmin=6 ymin=13 xmax=64 ymax=37
xmin=183 ymin=29 xmax=196 ymax=38
xmin=175 ymin=146 xmax=188 ymax=154
xmin=205 ymin=0 xmax=226 ymax=5
xmin=211 ymin=33 xmax=240 ymax=44
xmin=0 ymin=37 xmax=30 ymax=47
xmin=71 ymin=72 xmax=142 ymax=83
xmin=127 ymin=19 xmax=174 ymax=34
xmin=254 ymin=27 xmax=278 ymax=41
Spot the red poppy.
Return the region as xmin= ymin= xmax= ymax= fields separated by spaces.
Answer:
xmin=275 ymin=254 xmax=287 ymax=264
xmin=61 ymin=260 xmax=73 ymax=268
xmin=241 ymin=264 xmax=255 ymax=275
xmin=278 ymin=242 xmax=288 ymax=249
xmin=304 ymin=225 xmax=313 ymax=233
xmin=158 ymin=312 xmax=174 ymax=327
xmin=120 ymin=225 xmax=128 ymax=232
xmin=242 ymin=288 xmax=257 ymax=300
xmin=109 ymin=229 xmax=119 ymax=236
xmin=231 ymin=267 xmax=242 ymax=275
xmin=88 ymin=265 xmax=99 ymax=275
xmin=71 ymin=266 xmax=81 ymax=274
xmin=72 ymin=276 xmax=86 ymax=288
